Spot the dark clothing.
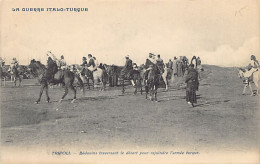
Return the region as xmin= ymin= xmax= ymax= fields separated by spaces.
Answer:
xmin=45 ymin=58 xmax=58 ymax=83
xmin=87 ymin=58 xmax=95 ymax=67
xmin=144 ymin=59 xmax=154 ymax=69
xmin=121 ymin=59 xmax=133 ymax=79
xmin=124 ymin=59 xmax=133 ymax=70
xmin=177 ymin=61 xmax=183 ymax=77
xmin=81 ymin=61 xmax=88 ymax=67
xmin=143 ymin=59 xmax=154 ymax=80
xmin=156 ymin=58 xmax=165 ymax=74
xmin=185 ymin=68 xmax=199 ymax=103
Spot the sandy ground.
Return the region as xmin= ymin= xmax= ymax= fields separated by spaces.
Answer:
xmin=1 ymin=65 xmax=259 ymax=163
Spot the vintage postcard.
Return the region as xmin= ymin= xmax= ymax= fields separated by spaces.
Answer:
xmin=0 ymin=0 xmax=259 ymax=163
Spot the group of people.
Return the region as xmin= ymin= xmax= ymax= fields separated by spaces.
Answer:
xmin=1 ymin=52 xmax=259 ymax=107
xmin=167 ymin=56 xmax=202 ymax=77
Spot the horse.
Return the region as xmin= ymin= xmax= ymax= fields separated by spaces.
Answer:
xmin=103 ymin=64 xmax=120 ymax=87
xmin=238 ymin=68 xmax=259 ymax=96
xmin=161 ymin=66 xmax=175 ymax=91
xmin=145 ymin=64 xmax=161 ymax=102
xmin=120 ymin=67 xmax=143 ymax=95
xmin=29 ymin=60 xmax=85 ymax=103
xmin=81 ymin=67 xmax=107 ymax=91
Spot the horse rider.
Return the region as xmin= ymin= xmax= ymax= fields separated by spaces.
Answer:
xmin=143 ymin=53 xmax=157 ymax=83
xmin=133 ymin=63 xmax=139 ymax=71
xmin=45 ymin=52 xmax=58 ymax=83
xmin=87 ymin=54 xmax=97 ymax=72
xmin=241 ymin=55 xmax=259 ymax=85
xmin=249 ymin=55 xmax=259 ymax=69
xmin=156 ymin=54 xmax=165 ymax=74
xmin=10 ymin=57 xmax=19 ymax=68
xmin=9 ymin=57 xmax=19 ymax=74
xmin=58 ymin=55 xmax=67 ymax=70
xmin=93 ymin=56 xmax=100 ymax=69
xmin=121 ymin=55 xmax=135 ymax=86
xmin=81 ymin=57 xmax=88 ymax=67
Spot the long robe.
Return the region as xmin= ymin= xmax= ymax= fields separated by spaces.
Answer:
xmin=185 ymin=68 xmax=199 ymax=103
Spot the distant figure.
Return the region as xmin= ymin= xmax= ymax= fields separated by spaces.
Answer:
xmin=185 ymin=64 xmax=199 ymax=107
xmin=196 ymin=57 xmax=201 ymax=67
xmin=190 ymin=56 xmax=197 ymax=68
xmin=196 ymin=57 xmax=203 ymax=80
xmin=172 ymin=56 xmax=178 ymax=76
xmin=177 ymin=58 xmax=183 ymax=77
xmin=167 ymin=59 xmax=173 ymax=69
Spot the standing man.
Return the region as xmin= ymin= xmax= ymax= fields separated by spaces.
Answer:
xmin=167 ymin=59 xmax=173 ymax=70
xmin=190 ymin=56 xmax=197 ymax=68
xmin=185 ymin=64 xmax=199 ymax=107
xmin=172 ymin=57 xmax=178 ymax=77
xmin=196 ymin=57 xmax=203 ymax=80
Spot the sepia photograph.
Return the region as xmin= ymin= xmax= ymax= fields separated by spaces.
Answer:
xmin=0 ymin=0 xmax=259 ymax=163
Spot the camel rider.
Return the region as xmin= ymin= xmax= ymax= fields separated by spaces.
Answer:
xmin=58 ymin=55 xmax=67 ymax=70
xmin=87 ymin=54 xmax=96 ymax=72
xmin=122 ymin=55 xmax=135 ymax=86
xmin=156 ymin=54 xmax=165 ymax=74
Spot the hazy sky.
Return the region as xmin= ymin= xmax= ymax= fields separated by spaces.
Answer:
xmin=1 ymin=0 xmax=259 ymax=66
